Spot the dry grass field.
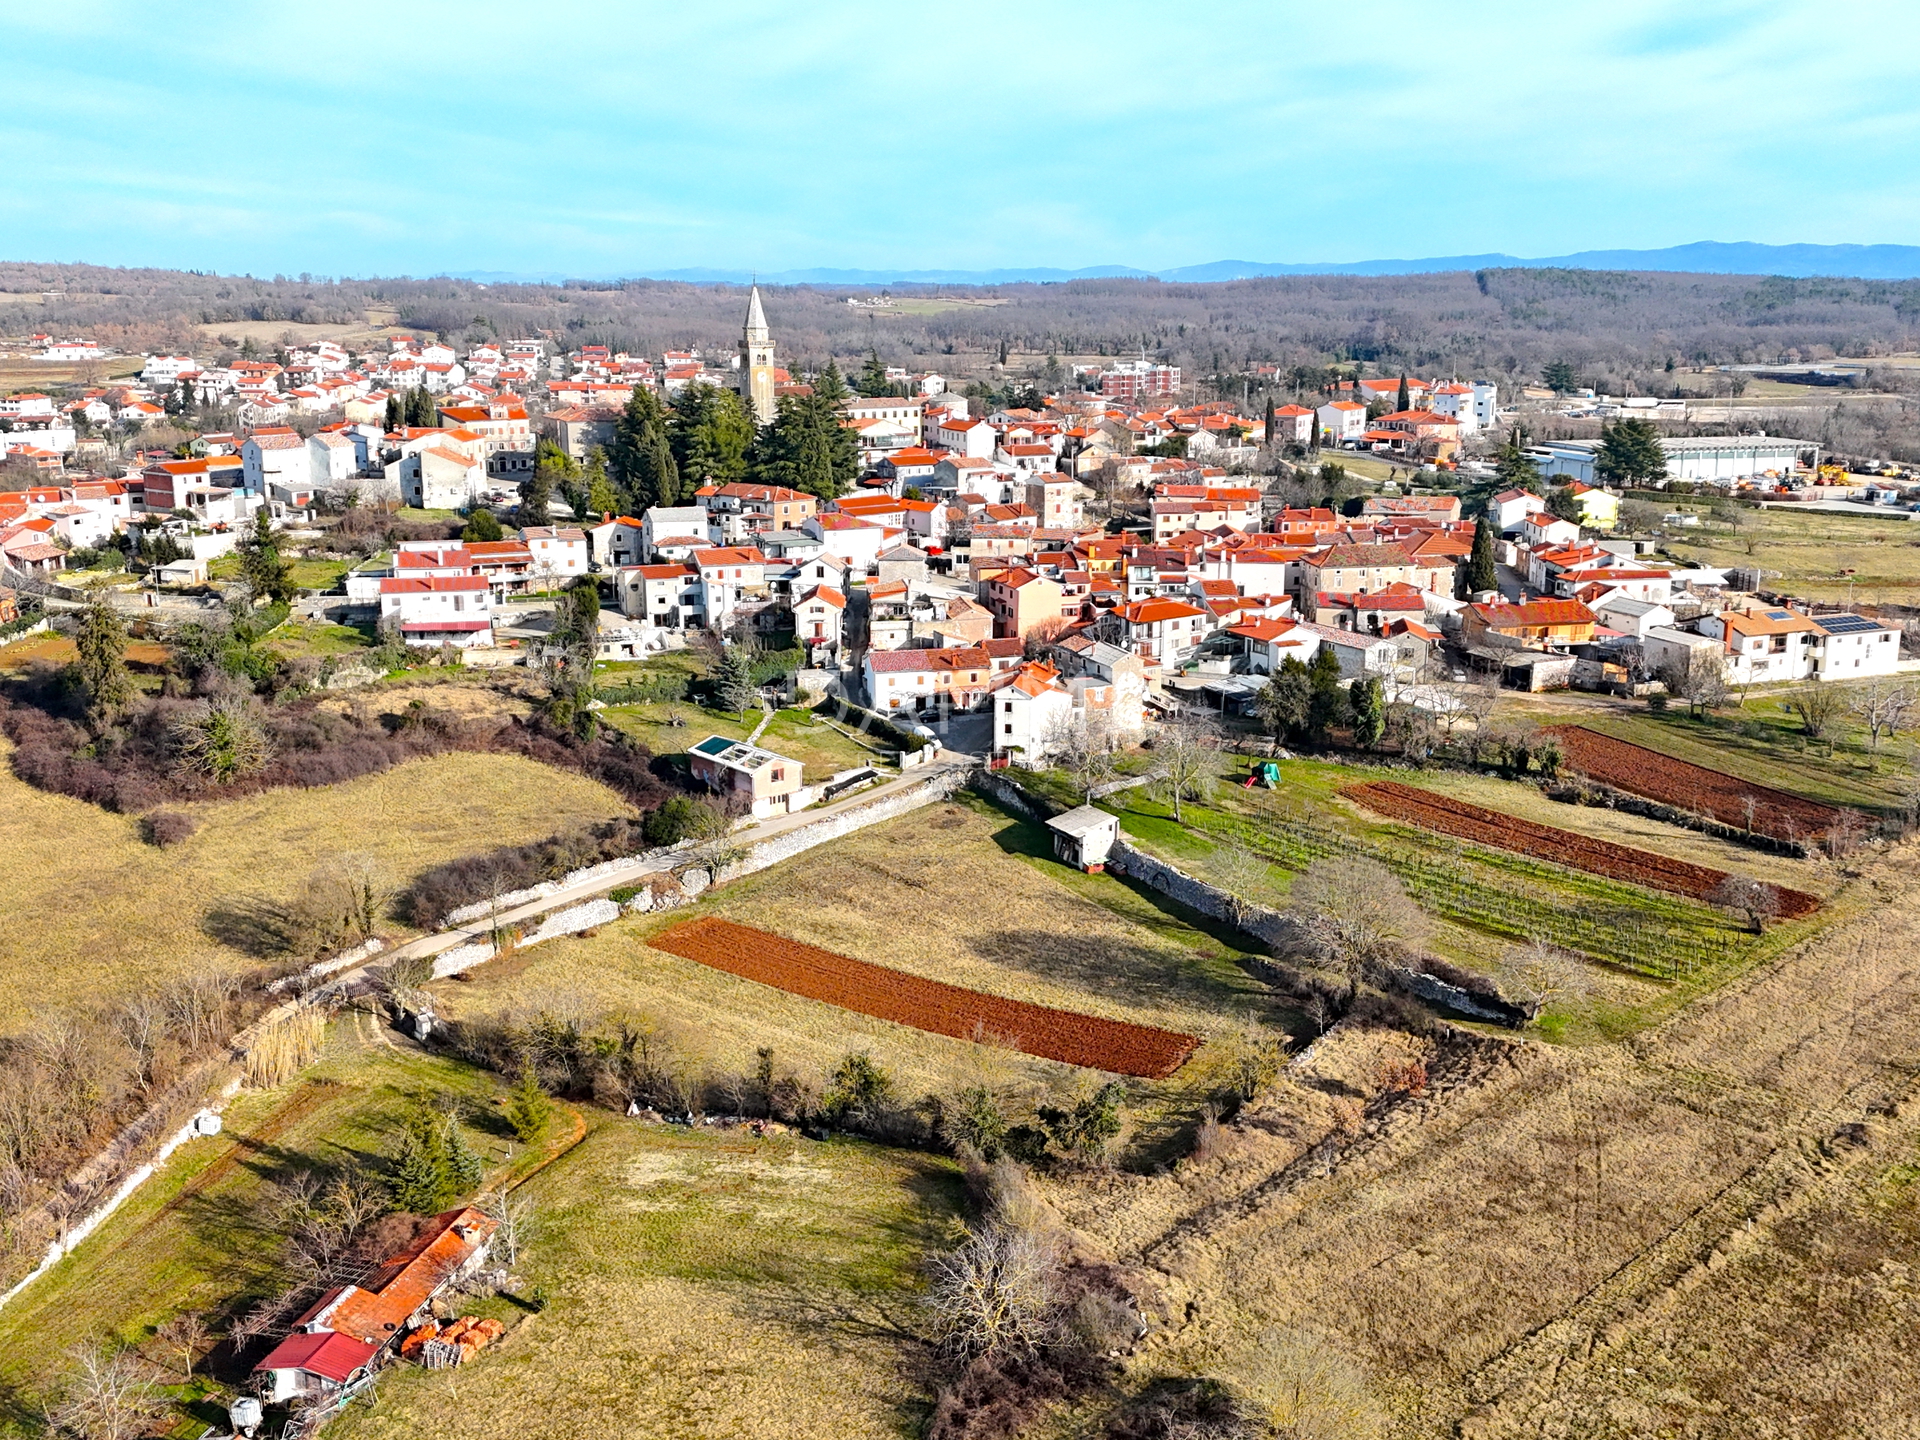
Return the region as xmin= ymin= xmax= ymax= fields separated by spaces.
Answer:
xmin=425 ymin=797 xmax=1287 ymax=1158
xmin=331 ymin=1123 xmax=965 ymax=1440
xmin=0 ymin=745 xmax=633 ymax=1026
xmin=1046 ymin=840 xmax=1920 ymax=1439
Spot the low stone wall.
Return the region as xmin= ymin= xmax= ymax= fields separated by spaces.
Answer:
xmin=720 ymin=766 xmax=970 ymax=881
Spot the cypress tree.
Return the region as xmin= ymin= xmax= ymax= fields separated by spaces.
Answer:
xmin=1465 ymin=512 xmax=1499 ymax=595
xmin=1263 ymin=396 xmax=1275 ymax=445
xmin=384 ymin=392 xmax=402 ymax=430
xmin=1395 ymin=374 xmax=1409 ymax=413
xmin=1349 ymin=675 xmax=1385 ymax=749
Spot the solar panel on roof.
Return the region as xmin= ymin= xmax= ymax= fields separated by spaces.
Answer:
xmin=1817 ymin=614 xmax=1881 ymax=634
xmin=1765 ymin=610 xmax=1792 ymax=621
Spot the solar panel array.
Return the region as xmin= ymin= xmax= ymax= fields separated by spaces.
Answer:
xmin=1815 ymin=613 xmax=1883 ymax=634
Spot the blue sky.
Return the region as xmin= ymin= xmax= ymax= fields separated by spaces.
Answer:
xmin=3 ymin=0 xmax=1917 ymax=277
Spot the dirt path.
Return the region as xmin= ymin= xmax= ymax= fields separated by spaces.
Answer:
xmin=1061 ymin=851 xmax=1920 ymax=1437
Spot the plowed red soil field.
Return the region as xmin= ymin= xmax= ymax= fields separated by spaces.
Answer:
xmin=648 ymin=917 xmax=1199 ymax=1078
xmin=1343 ymin=781 xmax=1822 ymax=920
xmin=1551 ymin=725 xmax=1845 ymax=842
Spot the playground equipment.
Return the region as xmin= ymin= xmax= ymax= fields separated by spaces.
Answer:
xmin=1242 ymin=761 xmax=1282 ymax=789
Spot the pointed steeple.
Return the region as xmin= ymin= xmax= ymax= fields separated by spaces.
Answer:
xmin=739 ymin=281 xmax=777 ymax=425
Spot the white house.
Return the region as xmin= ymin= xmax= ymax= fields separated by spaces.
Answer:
xmin=307 ymin=431 xmax=357 ymax=489
xmin=1696 ymin=607 xmax=1823 ymax=684
xmin=792 ymin=584 xmax=846 ymax=662
xmin=401 ymin=446 xmax=485 ymax=510
xmin=641 ymin=506 xmax=712 ymax=561
xmin=1591 ymin=595 xmax=1675 ymax=638
xmin=615 ymin=562 xmax=699 ymax=627
xmin=377 ymin=575 xmax=494 ymax=647
xmin=1491 ymin=488 xmax=1546 ymax=532
xmin=1316 ymin=400 xmax=1367 ymax=445
xmin=241 ymin=428 xmax=310 ymax=497
xmin=692 ymin=546 xmax=769 ymax=631
xmin=989 ymin=661 xmax=1075 ymax=764
xmin=1811 ymin=613 xmax=1903 ymax=679
xmin=521 ymin=526 xmax=590 ymax=582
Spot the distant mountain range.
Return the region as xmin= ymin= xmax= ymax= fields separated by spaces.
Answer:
xmin=457 ymin=242 xmax=1920 ymax=288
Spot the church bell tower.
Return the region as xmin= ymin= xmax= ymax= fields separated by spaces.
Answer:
xmin=739 ymin=283 xmax=776 ymax=425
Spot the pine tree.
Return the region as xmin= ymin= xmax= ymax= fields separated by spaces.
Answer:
xmin=1494 ymin=426 xmax=1539 ymax=490
xmin=390 ymin=1109 xmax=454 ymax=1213
xmin=715 ymin=642 xmax=760 ymax=717
xmin=504 ymin=1064 xmax=551 ymax=1144
xmin=749 ymin=390 xmax=857 ymax=502
xmin=609 ymin=387 xmax=681 ymax=511
xmin=443 ymin=1113 xmax=483 ymax=1193
xmin=1464 ymin=512 xmax=1499 ymax=595
xmin=857 ymin=346 xmax=890 ymax=398
xmin=812 ymin=357 xmax=851 ymax=404
xmin=581 ymin=448 xmax=618 ymax=518
xmin=667 ymin=383 xmax=753 ymax=487
xmin=237 ymin=510 xmax=294 ymax=604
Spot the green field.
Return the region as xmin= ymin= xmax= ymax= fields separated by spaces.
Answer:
xmin=1663 ymin=504 xmax=1920 ymax=603
xmin=1517 ymin=689 xmax=1920 ymax=816
xmin=0 ymin=1030 xmax=519 ymax=1435
xmin=1071 ymin=754 xmax=1843 ymax=1040
xmin=209 ymin=553 xmax=350 ymax=592
xmin=599 ymin=699 xmax=885 ymax=782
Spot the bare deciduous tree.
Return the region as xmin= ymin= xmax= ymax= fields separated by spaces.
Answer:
xmin=1708 ymin=875 xmax=1780 ymax=933
xmin=1210 ymin=845 xmax=1277 ymax=932
xmin=1494 ymin=939 xmax=1595 ymax=1020
xmin=1287 ymin=856 xmax=1429 ymax=994
xmin=1847 ymin=679 xmax=1915 ymax=761
xmin=47 ymin=1344 xmax=161 ymax=1440
xmin=477 ymin=1189 xmax=538 ymax=1271
xmin=153 ymin=1312 xmax=211 ymax=1384
xmin=1662 ymin=649 xmax=1729 ymax=719
xmin=1151 ymin=711 xmax=1217 ymax=823
xmin=924 ymin=1223 xmax=1062 ymax=1361
xmin=1049 ymin=707 xmax=1119 ymax=802
xmin=1787 ymin=681 xmax=1845 ymax=742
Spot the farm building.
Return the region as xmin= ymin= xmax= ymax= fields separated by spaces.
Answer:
xmin=255 ymin=1205 xmax=498 ymax=1404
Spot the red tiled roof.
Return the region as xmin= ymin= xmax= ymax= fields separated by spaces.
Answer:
xmin=255 ymin=1331 xmax=378 ymax=1384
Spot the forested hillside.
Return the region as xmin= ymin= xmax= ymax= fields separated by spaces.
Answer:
xmin=6 ymin=262 xmax=1920 ymax=400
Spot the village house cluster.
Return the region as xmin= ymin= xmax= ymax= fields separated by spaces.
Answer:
xmin=0 ymin=295 xmax=1897 ymax=748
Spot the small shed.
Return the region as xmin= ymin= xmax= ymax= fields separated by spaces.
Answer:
xmin=1047 ymin=805 xmax=1118 ymax=872
xmin=156 ymin=556 xmax=210 ymax=586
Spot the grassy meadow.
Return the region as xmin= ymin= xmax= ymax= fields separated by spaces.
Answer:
xmin=1662 ymin=502 xmax=1920 ymax=603
xmin=331 ymin=1122 xmax=964 ymax=1440
xmin=0 ymin=745 xmax=634 ymax=1026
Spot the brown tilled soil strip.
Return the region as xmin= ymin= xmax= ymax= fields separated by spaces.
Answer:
xmin=649 ymin=917 xmax=1199 ymax=1078
xmin=1343 ymin=780 xmax=1821 ymax=919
